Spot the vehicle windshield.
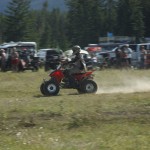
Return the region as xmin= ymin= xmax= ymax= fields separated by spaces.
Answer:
xmin=17 ymin=46 xmax=35 ymax=52
xmin=129 ymin=45 xmax=137 ymax=52
xmin=47 ymin=50 xmax=62 ymax=55
xmin=98 ymin=43 xmax=121 ymax=51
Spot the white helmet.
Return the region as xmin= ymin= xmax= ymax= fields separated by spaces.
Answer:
xmin=72 ymin=45 xmax=81 ymax=54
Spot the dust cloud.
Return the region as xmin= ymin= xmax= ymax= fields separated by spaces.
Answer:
xmin=96 ymin=77 xmax=150 ymax=94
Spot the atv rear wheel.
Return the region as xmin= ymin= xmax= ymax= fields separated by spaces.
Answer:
xmin=44 ymin=80 xmax=60 ymax=96
xmin=77 ymin=86 xmax=84 ymax=94
xmin=81 ymin=80 xmax=97 ymax=94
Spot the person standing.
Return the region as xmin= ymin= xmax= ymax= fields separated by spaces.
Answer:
xmin=0 ymin=49 xmax=7 ymax=71
xmin=11 ymin=47 xmax=19 ymax=72
xmin=91 ymin=53 xmax=98 ymax=68
xmin=115 ymin=47 xmax=122 ymax=68
xmin=118 ymin=45 xmax=128 ymax=69
xmin=140 ymin=45 xmax=147 ymax=69
xmin=123 ymin=44 xmax=133 ymax=68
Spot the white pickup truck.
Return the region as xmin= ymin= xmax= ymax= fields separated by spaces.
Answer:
xmin=129 ymin=43 xmax=150 ymax=68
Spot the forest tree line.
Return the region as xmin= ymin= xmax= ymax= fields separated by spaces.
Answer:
xmin=0 ymin=0 xmax=150 ymax=51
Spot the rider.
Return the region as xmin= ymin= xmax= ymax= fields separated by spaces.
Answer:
xmin=65 ymin=45 xmax=87 ymax=87
xmin=68 ymin=45 xmax=87 ymax=73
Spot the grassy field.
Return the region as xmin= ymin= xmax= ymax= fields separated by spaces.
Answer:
xmin=0 ymin=69 xmax=150 ymax=150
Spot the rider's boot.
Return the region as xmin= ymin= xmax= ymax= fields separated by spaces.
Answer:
xmin=63 ymin=70 xmax=77 ymax=88
xmin=68 ymin=75 xmax=77 ymax=88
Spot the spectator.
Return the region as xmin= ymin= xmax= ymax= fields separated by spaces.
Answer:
xmin=91 ymin=53 xmax=98 ymax=68
xmin=140 ymin=45 xmax=147 ymax=69
xmin=115 ymin=47 xmax=122 ymax=68
xmin=11 ymin=47 xmax=19 ymax=72
xmin=123 ymin=44 xmax=133 ymax=67
xmin=0 ymin=49 xmax=7 ymax=71
xmin=120 ymin=46 xmax=128 ymax=68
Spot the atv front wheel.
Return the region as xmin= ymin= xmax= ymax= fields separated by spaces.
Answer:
xmin=44 ymin=80 xmax=60 ymax=96
xmin=81 ymin=80 xmax=97 ymax=94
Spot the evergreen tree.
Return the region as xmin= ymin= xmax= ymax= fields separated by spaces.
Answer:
xmin=27 ymin=10 xmax=40 ymax=43
xmin=130 ymin=0 xmax=144 ymax=42
xmin=49 ymin=8 xmax=69 ymax=51
xmin=117 ymin=0 xmax=144 ymax=42
xmin=66 ymin=0 xmax=103 ymax=47
xmin=35 ymin=1 xmax=69 ymax=50
xmin=141 ymin=0 xmax=150 ymax=37
xmin=0 ymin=13 xmax=5 ymax=43
xmin=4 ymin=0 xmax=31 ymax=42
xmin=101 ymin=0 xmax=118 ymax=35
xmin=38 ymin=0 xmax=51 ymax=48
xmin=58 ymin=13 xmax=70 ymax=51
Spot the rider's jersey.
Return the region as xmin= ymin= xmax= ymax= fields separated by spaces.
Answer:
xmin=69 ymin=52 xmax=87 ymax=72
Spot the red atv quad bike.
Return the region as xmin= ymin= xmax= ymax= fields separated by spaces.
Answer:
xmin=40 ymin=63 xmax=98 ymax=96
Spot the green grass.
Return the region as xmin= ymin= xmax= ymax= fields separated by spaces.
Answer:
xmin=0 ymin=69 xmax=150 ymax=150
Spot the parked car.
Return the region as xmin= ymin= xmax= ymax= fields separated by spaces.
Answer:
xmin=95 ymin=51 xmax=114 ymax=69
xmin=37 ymin=49 xmax=49 ymax=67
xmin=37 ymin=49 xmax=48 ymax=62
xmin=44 ymin=49 xmax=64 ymax=71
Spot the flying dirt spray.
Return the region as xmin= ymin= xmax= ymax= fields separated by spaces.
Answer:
xmin=96 ymin=76 xmax=150 ymax=94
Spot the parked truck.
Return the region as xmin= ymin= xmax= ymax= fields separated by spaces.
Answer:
xmin=129 ymin=43 xmax=150 ymax=68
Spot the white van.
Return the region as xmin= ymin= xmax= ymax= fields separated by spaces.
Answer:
xmin=0 ymin=41 xmax=38 ymax=71
xmin=0 ymin=41 xmax=37 ymax=58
